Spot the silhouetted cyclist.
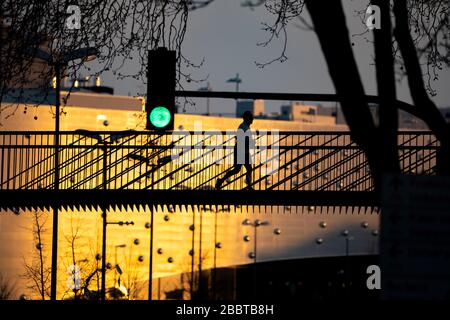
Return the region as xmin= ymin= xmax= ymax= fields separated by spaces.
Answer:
xmin=215 ymin=111 xmax=255 ymax=190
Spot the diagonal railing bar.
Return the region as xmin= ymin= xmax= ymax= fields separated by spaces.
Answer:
xmin=94 ymin=132 xmax=187 ymax=190
xmin=67 ymin=132 xmax=189 ymax=190
xmin=118 ymin=132 xmax=228 ymax=189
xmin=278 ymin=147 xmax=360 ymax=190
xmin=331 ymin=134 xmax=437 ymax=191
xmin=334 ymin=137 xmax=438 ymax=191
xmin=138 ymin=133 xmax=242 ymax=190
xmin=264 ymin=135 xmax=352 ymax=191
xmin=314 ymin=137 xmax=431 ymax=192
xmin=219 ymin=133 xmax=347 ymax=190
xmin=85 ymin=134 xmax=166 ymax=190
xmin=340 ymin=153 xmax=436 ymax=193
xmin=24 ymin=133 xmax=139 ymax=190
xmin=293 ymin=149 xmax=366 ymax=191
xmin=60 ymin=133 xmax=143 ymax=189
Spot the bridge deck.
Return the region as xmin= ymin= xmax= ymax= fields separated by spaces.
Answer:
xmin=0 ymin=131 xmax=436 ymax=210
xmin=0 ymin=190 xmax=378 ymax=211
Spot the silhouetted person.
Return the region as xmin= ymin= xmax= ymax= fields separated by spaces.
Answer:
xmin=216 ymin=111 xmax=255 ymax=190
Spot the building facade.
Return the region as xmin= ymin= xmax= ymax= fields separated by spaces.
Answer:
xmin=0 ymin=93 xmax=392 ymax=300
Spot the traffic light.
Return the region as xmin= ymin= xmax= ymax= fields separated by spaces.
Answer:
xmin=146 ymin=47 xmax=176 ymax=131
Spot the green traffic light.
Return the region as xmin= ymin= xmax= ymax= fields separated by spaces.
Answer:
xmin=149 ymin=106 xmax=171 ymax=128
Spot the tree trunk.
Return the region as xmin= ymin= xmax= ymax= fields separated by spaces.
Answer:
xmin=393 ymin=0 xmax=450 ymax=175
xmin=372 ymin=0 xmax=400 ymax=175
xmin=304 ymin=0 xmax=382 ymax=190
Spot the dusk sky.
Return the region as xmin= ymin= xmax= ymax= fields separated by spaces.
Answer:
xmin=97 ymin=0 xmax=450 ymax=114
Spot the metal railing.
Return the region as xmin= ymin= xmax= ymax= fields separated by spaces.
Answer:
xmin=0 ymin=131 xmax=438 ymax=192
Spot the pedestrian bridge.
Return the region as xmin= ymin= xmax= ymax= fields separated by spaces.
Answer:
xmin=0 ymin=130 xmax=438 ymax=210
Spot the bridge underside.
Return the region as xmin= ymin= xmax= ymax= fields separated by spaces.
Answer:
xmin=0 ymin=190 xmax=378 ymax=211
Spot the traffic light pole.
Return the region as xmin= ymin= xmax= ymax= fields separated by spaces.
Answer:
xmin=101 ymin=143 xmax=107 ymax=301
xmin=148 ymin=206 xmax=154 ymax=300
xmin=50 ymin=63 xmax=61 ymax=301
xmin=146 ymin=47 xmax=176 ymax=298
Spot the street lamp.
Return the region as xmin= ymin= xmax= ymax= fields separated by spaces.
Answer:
xmin=75 ymin=129 xmax=135 ymax=301
xmin=198 ymin=206 xmax=204 ymax=298
xmin=100 ymin=220 xmax=133 ymax=300
xmin=148 ymin=207 xmax=154 ymax=301
xmin=74 ymin=129 xmax=108 ymax=300
xmin=227 ymin=73 xmax=242 ymax=114
xmin=25 ymin=46 xmax=98 ymax=301
xmin=242 ymin=219 xmax=269 ymax=299
xmin=198 ymin=82 xmax=212 ymax=115
xmin=227 ymin=73 xmax=242 ymax=93
xmin=114 ymin=244 xmax=126 ymax=288
xmin=212 ymin=207 xmax=220 ymax=299
xmin=191 ymin=210 xmax=196 ymax=299
xmin=341 ymin=231 xmax=354 ymax=295
xmin=145 ymin=143 xmax=160 ymax=301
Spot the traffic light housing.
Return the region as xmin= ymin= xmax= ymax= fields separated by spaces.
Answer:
xmin=146 ymin=47 xmax=176 ymax=131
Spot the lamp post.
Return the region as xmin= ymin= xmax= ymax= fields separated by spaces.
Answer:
xmin=227 ymin=73 xmax=242 ymax=93
xmin=345 ymin=235 xmax=354 ymax=296
xmin=213 ymin=207 xmax=219 ymax=299
xmin=25 ymin=47 xmax=98 ymax=300
xmin=190 ymin=209 xmax=196 ymax=299
xmin=101 ymin=220 xmax=133 ymax=300
xmin=243 ymin=219 xmax=269 ymax=299
xmin=101 ymin=139 xmax=108 ymax=301
xmin=74 ymin=130 xmax=107 ymax=299
xmin=341 ymin=230 xmax=353 ymax=296
xmin=198 ymin=206 xmax=203 ymax=298
xmin=227 ymin=73 xmax=242 ymax=114
xmin=146 ymin=147 xmax=158 ymax=301
xmin=148 ymin=207 xmax=154 ymax=301
xmin=75 ymin=130 xmax=134 ymax=300
xmin=198 ymin=82 xmax=212 ymax=115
